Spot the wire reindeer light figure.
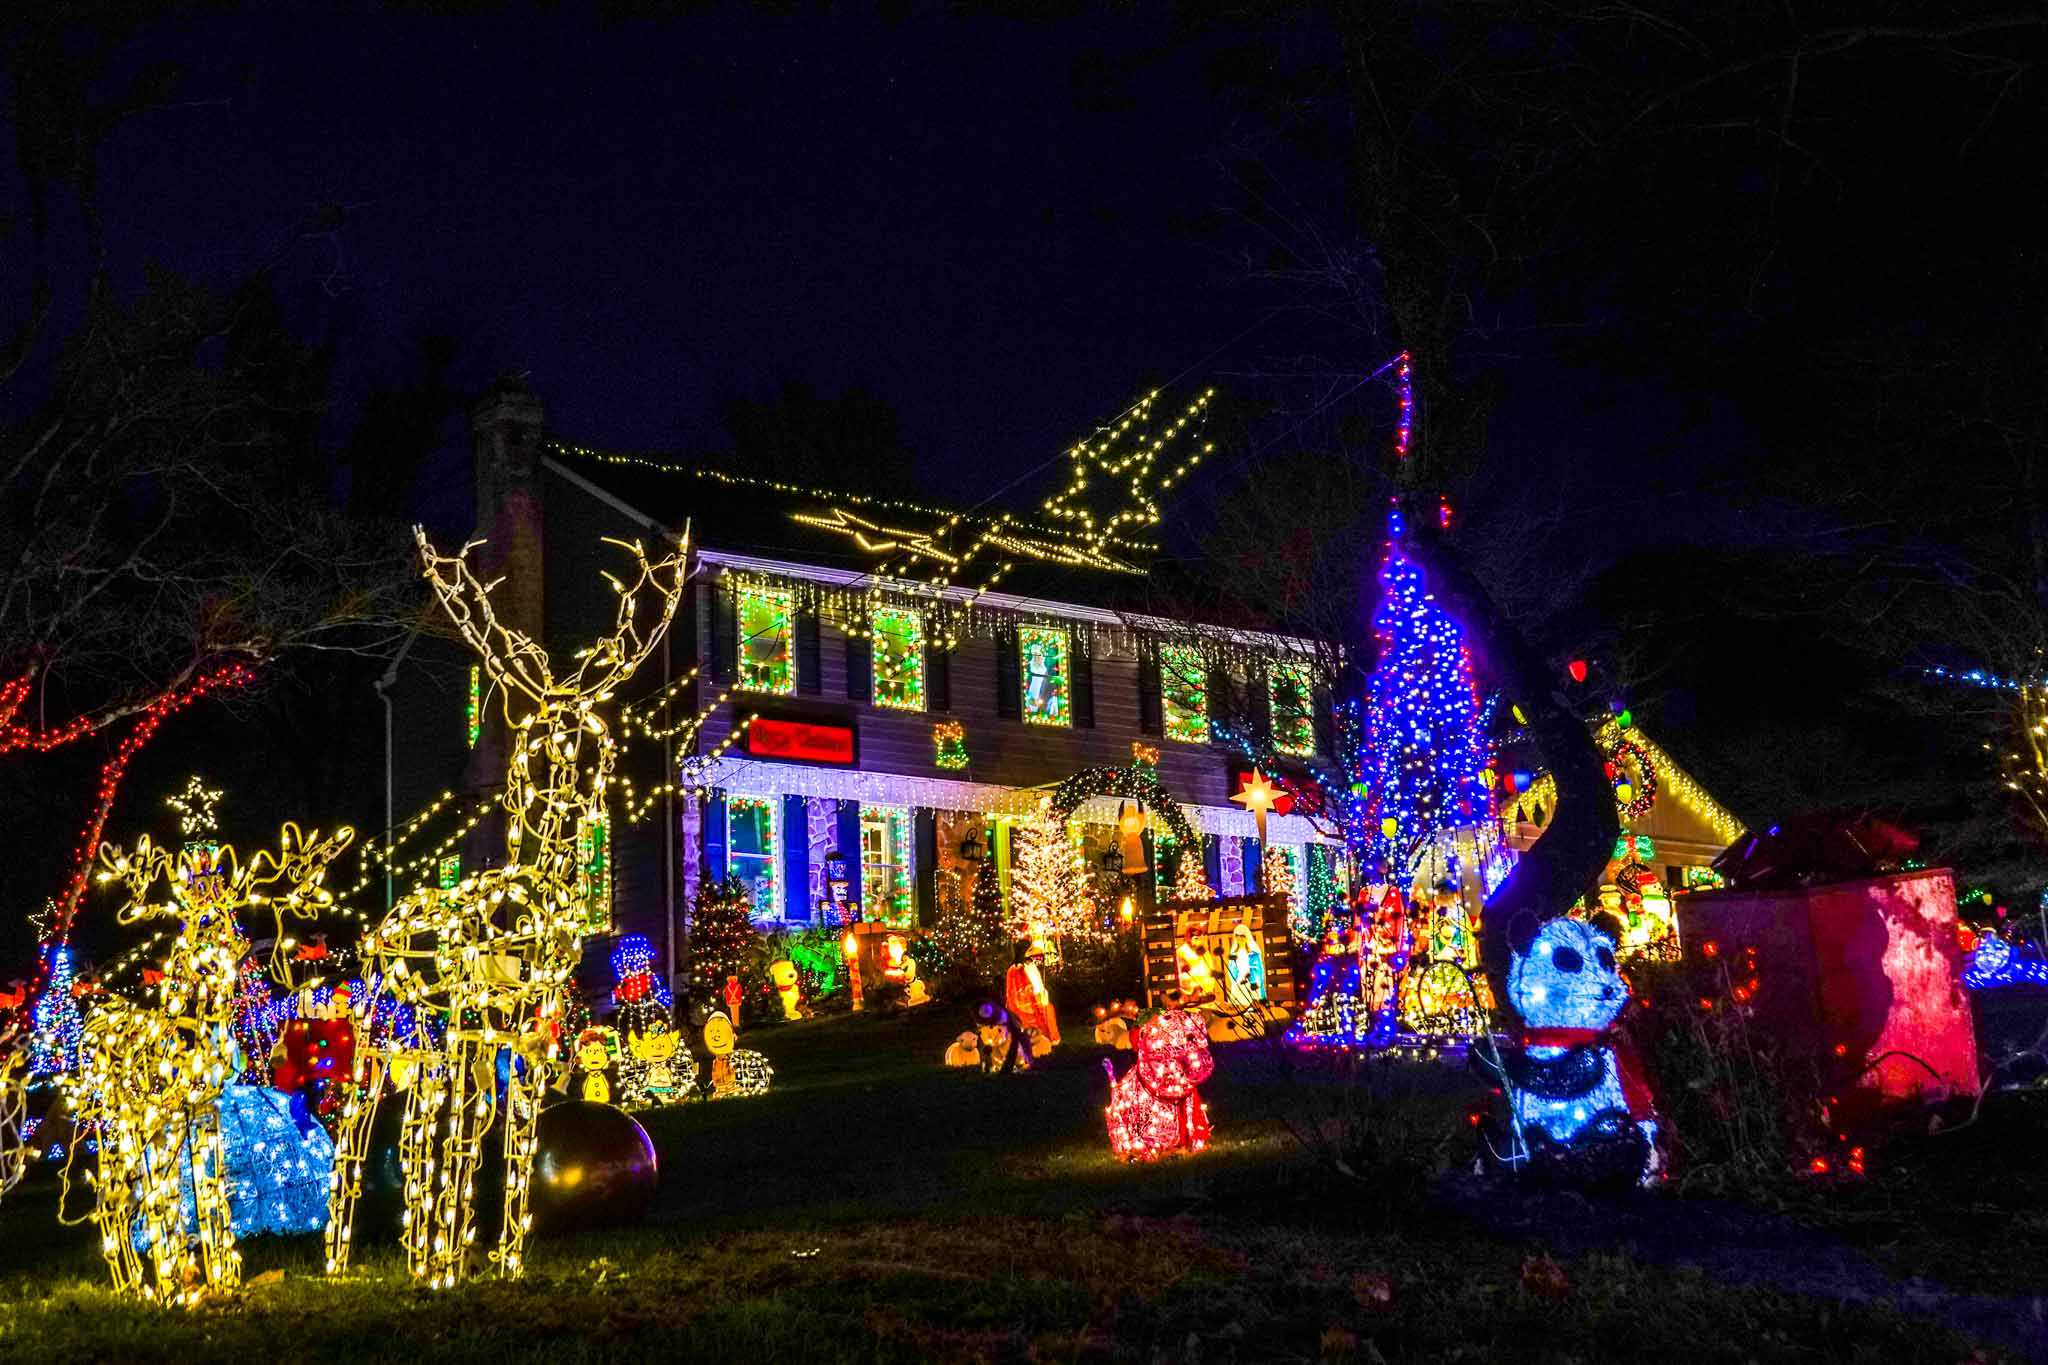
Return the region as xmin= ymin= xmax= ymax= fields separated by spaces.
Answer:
xmin=62 ymin=822 xmax=353 ymax=1306
xmin=325 ymin=527 xmax=685 ymax=1289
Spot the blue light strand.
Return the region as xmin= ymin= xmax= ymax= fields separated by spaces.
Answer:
xmin=130 ymin=1085 xmax=333 ymax=1250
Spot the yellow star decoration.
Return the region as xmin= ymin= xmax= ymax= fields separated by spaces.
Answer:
xmin=788 ymin=507 xmax=963 ymax=570
xmin=1040 ymin=386 xmax=1215 ymax=561
xmin=165 ymin=775 xmax=224 ymax=839
xmin=1230 ymin=769 xmax=1281 ymax=845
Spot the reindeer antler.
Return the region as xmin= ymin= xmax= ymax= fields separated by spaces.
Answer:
xmin=415 ymin=527 xmax=555 ymax=705
xmin=96 ymin=836 xmax=182 ymax=924
xmin=564 ymin=525 xmax=690 ymax=698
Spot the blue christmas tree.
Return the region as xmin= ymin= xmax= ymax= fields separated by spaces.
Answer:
xmin=28 ymin=942 xmax=83 ymax=1076
xmin=1348 ymin=508 xmax=1494 ymax=884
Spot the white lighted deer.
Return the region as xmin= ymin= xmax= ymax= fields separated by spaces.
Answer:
xmin=325 ymin=527 xmax=685 ymax=1288
xmin=64 ymin=823 xmax=354 ymax=1305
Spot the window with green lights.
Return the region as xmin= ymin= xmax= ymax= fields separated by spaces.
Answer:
xmin=1159 ymin=644 xmax=1209 ymax=744
xmin=737 ymin=584 xmax=796 ymax=695
xmin=577 ymin=809 xmax=611 ymax=933
xmin=728 ymin=795 xmax=781 ymax=919
xmin=1269 ymin=660 xmax=1316 ymax=756
xmin=860 ymin=804 xmax=914 ymax=927
xmin=1018 ymin=625 xmax=1071 ymax=727
xmin=871 ymin=607 xmax=926 ymax=711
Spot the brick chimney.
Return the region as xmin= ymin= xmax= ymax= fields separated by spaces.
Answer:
xmin=465 ymin=375 xmax=546 ymax=861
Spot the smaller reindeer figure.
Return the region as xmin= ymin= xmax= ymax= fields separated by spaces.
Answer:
xmin=63 ymin=823 xmax=353 ymax=1305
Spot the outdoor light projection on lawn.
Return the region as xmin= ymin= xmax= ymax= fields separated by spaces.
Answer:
xmin=65 ymin=821 xmax=353 ymax=1306
xmin=326 ymin=527 xmax=684 ymax=1291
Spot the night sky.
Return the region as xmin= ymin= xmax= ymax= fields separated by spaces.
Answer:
xmin=5 ymin=2 xmax=2046 ymax=958
xmin=53 ymin=6 xmax=1330 ymax=501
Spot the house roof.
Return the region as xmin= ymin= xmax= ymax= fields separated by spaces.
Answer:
xmin=1503 ymin=720 xmax=1747 ymax=859
xmin=544 ymin=439 xmax=1289 ymax=640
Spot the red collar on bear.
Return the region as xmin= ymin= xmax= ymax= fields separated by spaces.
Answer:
xmin=1518 ymin=1027 xmax=1656 ymax=1120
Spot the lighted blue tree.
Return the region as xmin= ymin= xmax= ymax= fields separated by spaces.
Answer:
xmin=27 ymin=942 xmax=83 ymax=1076
xmin=1347 ymin=508 xmax=1494 ymax=884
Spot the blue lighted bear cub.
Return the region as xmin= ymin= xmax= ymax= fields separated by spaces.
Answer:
xmin=1499 ymin=911 xmax=1660 ymax=1186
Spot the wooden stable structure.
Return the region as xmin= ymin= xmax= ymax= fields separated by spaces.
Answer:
xmin=1144 ymin=893 xmax=1300 ymax=1014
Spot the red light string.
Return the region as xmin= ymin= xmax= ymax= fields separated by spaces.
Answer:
xmin=22 ymin=661 xmax=256 ymax=1005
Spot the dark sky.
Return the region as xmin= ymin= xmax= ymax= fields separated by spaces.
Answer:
xmin=5 ymin=1 xmax=2046 ymax=955
xmin=65 ymin=5 xmax=1338 ymax=504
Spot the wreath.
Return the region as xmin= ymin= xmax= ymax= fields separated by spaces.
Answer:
xmin=1604 ymin=739 xmax=1658 ymax=820
xmin=1046 ymin=763 xmax=1197 ymax=847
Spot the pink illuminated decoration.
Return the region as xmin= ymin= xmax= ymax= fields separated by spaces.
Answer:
xmin=1102 ymin=1008 xmax=1214 ymax=1160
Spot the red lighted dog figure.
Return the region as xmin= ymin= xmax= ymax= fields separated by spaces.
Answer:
xmin=1103 ymin=1008 xmax=1214 ymax=1160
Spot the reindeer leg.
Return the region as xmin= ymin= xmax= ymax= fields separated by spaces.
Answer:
xmin=324 ymin=1050 xmax=389 ymax=1275
xmin=492 ymin=1053 xmax=552 ymax=1279
xmin=188 ymin=1100 xmax=241 ymax=1293
xmin=397 ymin=1054 xmax=449 ymax=1284
xmin=430 ymin=1038 xmax=495 ymax=1287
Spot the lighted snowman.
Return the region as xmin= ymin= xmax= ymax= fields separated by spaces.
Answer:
xmin=1495 ymin=911 xmax=1660 ymax=1186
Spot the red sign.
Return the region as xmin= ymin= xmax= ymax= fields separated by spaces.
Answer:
xmin=745 ymin=716 xmax=857 ymax=766
xmin=1229 ymin=767 xmax=1296 ymax=816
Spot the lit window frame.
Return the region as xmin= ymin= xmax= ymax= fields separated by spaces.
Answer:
xmin=735 ymin=584 xmax=797 ymax=696
xmin=1159 ymin=644 xmax=1209 ymax=744
xmin=860 ymin=804 xmax=914 ymax=927
xmin=1018 ymin=624 xmax=1072 ymax=728
xmin=1269 ymin=659 xmax=1316 ymax=756
xmin=871 ymin=607 xmax=927 ymax=712
xmin=727 ymin=794 xmax=783 ymax=920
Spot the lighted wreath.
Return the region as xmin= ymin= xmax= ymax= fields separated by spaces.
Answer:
xmin=1047 ymin=763 xmax=1197 ymax=847
xmin=1604 ymin=739 xmax=1659 ymax=820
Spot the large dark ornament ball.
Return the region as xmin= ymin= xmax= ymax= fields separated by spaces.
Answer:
xmin=527 ymin=1100 xmax=658 ymax=1233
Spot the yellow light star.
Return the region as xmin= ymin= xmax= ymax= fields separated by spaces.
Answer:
xmin=1230 ymin=769 xmax=1281 ymax=845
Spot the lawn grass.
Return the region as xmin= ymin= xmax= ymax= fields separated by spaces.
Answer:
xmin=0 ymin=1006 xmax=2033 ymax=1363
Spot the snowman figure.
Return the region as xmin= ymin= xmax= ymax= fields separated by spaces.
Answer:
xmin=1494 ymin=911 xmax=1660 ymax=1186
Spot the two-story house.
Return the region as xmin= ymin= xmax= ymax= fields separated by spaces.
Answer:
xmin=380 ymin=380 xmax=1349 ymax=992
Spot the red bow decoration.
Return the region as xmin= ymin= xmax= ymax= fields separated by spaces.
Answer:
xmin=1520 ymin=1026 xmax=1656 ymax=1120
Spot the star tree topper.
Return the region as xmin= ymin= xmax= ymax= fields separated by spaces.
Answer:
xmin=1231 ymin=769 xmax=1281 ymax=845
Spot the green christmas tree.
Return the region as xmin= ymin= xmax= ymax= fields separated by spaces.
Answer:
xmin=684 ymin=877 xmax=762 ymax=1014
xmin=932 ymin=855 xmax=1008 ymax=996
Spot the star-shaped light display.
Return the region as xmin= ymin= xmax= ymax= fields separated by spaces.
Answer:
xmin=1230 ymin=769 xmax=1281 ymax=845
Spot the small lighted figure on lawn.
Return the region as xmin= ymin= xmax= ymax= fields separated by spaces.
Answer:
xmin=879 ymin=934 xmax=932 ymax=1007
xmin=1962 ymin=932 xmax=2048 ymax=990
xmin=623 ymin=1017 xmax=694 ymax=1106
xmin=769 ymin=958 xmax=811 ymax=1020
xmin=1093 ymin=999 xmax=1140 ymax=1049
xmin=700 ymin=1010 xmax=773 ymax=1099
xmin=974 ymin=1000 xmax=1029 ymax=1073
xmin=943 ymin=1030 xmax=981 ymax=1067
xmin=1103 ymin=1008 xmax=1214 ymax=1160
xmin=572 ymin=1026 xmax=620 ymax=1103
xmin=1481 ymin=912 xmax=1660 ymax=1187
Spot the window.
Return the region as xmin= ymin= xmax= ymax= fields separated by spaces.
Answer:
xmin=728 ymin=795 xmax=781 ymax=919
xmin=1270 ymin=660 xmax=1315 ymax=756
xmin=1159 ymin=644 xmax=1209 ymax=744
xmin=871 ymin=607 xmax=926 ymax=711
xmin=736 ymin=585 xmax=796 ymax=695
xmin=1018 ymin=625 xmax=1072 ymax=727
xmin=577 ymin=810 xmax=611 ymax=933
xmin=860 ymin=804 xmax=913 ymax=927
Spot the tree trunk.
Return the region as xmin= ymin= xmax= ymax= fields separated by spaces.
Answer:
xmin=1404 ymin=523 xmax=1617 ymax=997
